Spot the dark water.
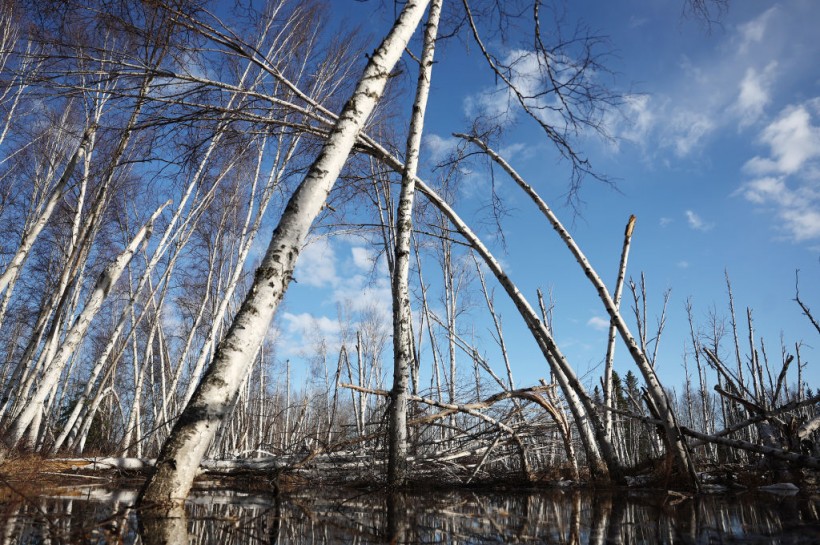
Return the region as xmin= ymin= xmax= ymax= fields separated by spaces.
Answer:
xmin=1 ymin=484 xmax=819 ymax=544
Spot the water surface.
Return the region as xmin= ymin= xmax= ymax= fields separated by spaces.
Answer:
xmin=1 ymin=483 xmax=819 ymax=544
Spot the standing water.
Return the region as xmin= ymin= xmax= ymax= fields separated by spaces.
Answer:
xmin=1 ymin=484 xmax=819 ymax=544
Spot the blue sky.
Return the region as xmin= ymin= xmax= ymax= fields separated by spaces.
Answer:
xmin=274 ymin=0 xmax=820 ymax=395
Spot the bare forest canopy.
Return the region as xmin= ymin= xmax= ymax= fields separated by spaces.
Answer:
xmin=0 ymin=0 xmax=816 ymax=506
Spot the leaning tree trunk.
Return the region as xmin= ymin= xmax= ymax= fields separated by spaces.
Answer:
xmin=417 ymin=175 xmax=613 ymax=477
xmin=353 ymin=137 xmax=617 ymax=479
xmin=0 ymin=126 xmax=95 ymax=300
xmin=388 ymin=0 xmax=442 ymax=488
xmin=0 ymin=201 xmax=169 ymax=456
xmin=458 ymin=134 xmax=698 ymax=487
xmin=138 ymin=0 xmax=430 ymax=508
xmin=176 ymin=134 xmax=294 ymax=412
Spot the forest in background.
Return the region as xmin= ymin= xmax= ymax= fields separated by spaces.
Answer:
xmin=0 ymin=0 xmax=816 ymax=504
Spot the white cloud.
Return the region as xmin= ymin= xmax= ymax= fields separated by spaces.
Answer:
xmin=736 ymin=6 xmax=778 ymax=54
xmin=587 ymin=316 xmax=609 ymax=331
xmin=784 ymin=207 xmax=820 ymax=241
xmin=685 ymin=210 xmax=714 ymax=232
xmin=294 ymin=237 xmax=338 ymax=288
xmin=659 ymin=217 xmax=673 ymax=227
xmin=283 ymin=312 xmax=340 ymax=339
xmin=746 ymin=102 xmax=820 ymax=175
xmin=737 ymin=176 xmax=786 ymax=204
xmin=670 ymin=111 xmax=716 ymax=157
xmin=453 ymin=165 xmax=490 ymax=200
xmin=607 ymin=94 xmax=654 ymax=148
xmin=463 ymin=48 xmax=587 ymax=131
xmin=331 ymin=274 xmax=392 ymax=321
xmin=265 ymin=225 xmax=402 ymax=385
xmin=629 ymin=16 xmax=648 ymax=29
xmin=613 ymin=4 xmax=818 ymax=160
xmin=499 ymin=142 xmax=531 ymax=162
xmin=279 ymin=312 xmax=343 ymax=357
xmin=740 ymin=178 xmax=820 ymax=241
xmin=464 ymin=88 xmax=516 ymax=124
xmin=351 ymin=246 xmax=373 ymax=271
xmin=423 ymin=133 xmax=459 ymax=163
xmin=734 ymin=62 xmax=778 ymax=127
xmin=278 ymin=240 xmax=393 ymax=359
xmin=737 ymin=100 xmax=820 ymax=241
xmin=677 ymin=261 xmax=690 ymax=269
xmin=608 ymin=94 xmax=715 ymax=157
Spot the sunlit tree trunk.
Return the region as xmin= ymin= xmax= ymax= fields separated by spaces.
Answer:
xmin=0 ymin=201 xmax=168 ymax=455
xmin=356 ymin=137 xmax=617 ymax=478
xmin=413 ymin=175 xmax=613 ymax=477
xmin=5 ymin=72 xmax=157 ymax=439
xmin=0 ymin=118 xmax=99 ymax=421
xmin=0 ymin=126 xmax=95 ymax=303
xmin=604 ymin=216 xmax=635 ymax=441
xmin=177 ymin=133 xmax=295 ymax=411
xmin=474 ymin=254 xmax=515 ymax=391
xmin=414 ymin=238 xmax=445 ymax=402
xmin=0 ymin=149 xmax=98 ymax=425
xmin=458 ymin=134 xmax=696 ymax=486
xmin=388 ymin=0 xmax=441 ymax=488
xmin=139 ymin=0 xmax=430 ymax=507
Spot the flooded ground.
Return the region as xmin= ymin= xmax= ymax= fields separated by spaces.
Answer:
xmin=1 ymin=483 xmax=819 ymax=544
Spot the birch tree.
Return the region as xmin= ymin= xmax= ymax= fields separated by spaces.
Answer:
xmin=139 ymin=0 xmax=431 ymax=507
xmin=0 ymin=127 xmax=94 ymax=304
xmin=388 ymin=0 xmax=442 ymax=488
xmin=456 ymin=134 xmax=697 ymax=486
xmin=604 ymin=217 xmax=635 ymax=440
xmin=0 ymin=201 xmax=169 ymax=455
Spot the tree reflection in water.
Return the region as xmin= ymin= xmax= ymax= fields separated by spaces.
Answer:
xmin=1 ymin=485 xmax=819 ymax=544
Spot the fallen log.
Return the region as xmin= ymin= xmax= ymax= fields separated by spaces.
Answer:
xmin=340 ymin=383 xmax=538 ymax=480
xmin=798 ymin=415 xmax=820 ymax=440
xmin=597 ymin=404 xmax=820 ymax=469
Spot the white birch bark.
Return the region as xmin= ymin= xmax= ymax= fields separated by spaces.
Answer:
xmin=411 ymin=174 xmax=613 ymax=476
xmin=414 ymin=240 xmax=445 ymax=402
xmin=167 ymin=39 xmax=656 ymax=486
xmin=349 ymin=136 xmax=615 ymax=477
xmin=139 ymin=0 xmax=430 ymax=507
xmin=0 ymin=201 xmax=170 ymax=455
xmin=176 ymin=134 xmax=295 ymax=411
xmin=604 ymin=216 xmax=635 ymax=440
xmin=0 ymin=214 xmax=94 ymax=423
xmin=73 ymin=384 xmax=116 ymax=455
xmin=356 ymin=332 xmax=367 ymax=433
xmin=388 ymin=0 xmax=441 ymax=488
xmin=53 ymin=234 xmax=185 ymax=454
xmin=443 ymin=238 xmax=459 ymax=406
xmin=3 ymin=78 xmax=152 ymax=425
xmin=798 ymin=415 xmax=820 ymax=440
xmin=0 ymin=29 xmax=35 ymax=157
xmin=54 ymin=341 xmax=119 ymax=454
xmin=123 ymin=283 xmax=161 ymax=458
xmin=283 ymin=359 xmax=291 ymax=449
xmin=272 ymin=95 xmax=613 ymax=475
xmin=457 ymin=134 xmax=697 ymax=486
xmin=0 ymin=125 xmax=94 ymax=302
xmin=55 ymin=84 xmax=286 ymax=452
xmin=473 ymin=254 xmax=515 ymax=391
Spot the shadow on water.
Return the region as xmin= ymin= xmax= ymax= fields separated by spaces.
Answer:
xmin=1 ymin=484 xmax=819 ymax=544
